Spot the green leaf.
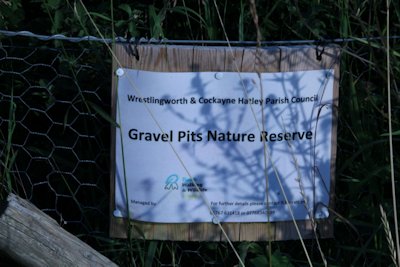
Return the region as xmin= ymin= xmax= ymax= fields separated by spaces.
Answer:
xmin=87 ymin=101 xmax=119 ymax=128
xmin=145 ymin=241 xmax=158 ymax=267
xmin=381 ymin=130 xmax=400 ymax=136
xmin=45 ymin=0 xmax=62 ymax=9
xmin=89 ymin=12 xmax=112 ymax=22
xmin=148 ymin=5 xmax=164 ymax=38
xmin=118 ymin=3 xmax=132 ymax=16
xmin=115 ymin=20 xmax=126 ymax=28
xmin=238 ymin=242 xmax=251 ymax=263
xmin=52 ymin=9 xmax=64 ymax=34
xmin=270 ymin=250 xmax=294 ymax=267
xmin=246 ymin=242 xmax=264 ymax=255
xmin=353 ymin=37 xmax=400 ymax=58
xmin=249 ymin=255 xmax=268 ymax=267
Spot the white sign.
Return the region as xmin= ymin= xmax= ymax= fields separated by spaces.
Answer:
xmin=114 ymin=69 xmax=335 ymax=223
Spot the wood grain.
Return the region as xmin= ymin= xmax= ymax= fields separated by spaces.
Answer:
xmin=0 ymin=193 xmax=118 ymax=267
xmin=110 ymin=44 xmax=340 ymax=241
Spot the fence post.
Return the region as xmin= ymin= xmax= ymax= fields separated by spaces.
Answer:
xmin=0 ymin=193 xmax=118 ymax=267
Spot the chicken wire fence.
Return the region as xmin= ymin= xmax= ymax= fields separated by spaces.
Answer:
xmin=0 ymin=38 xmax=111 ymax=236
xmin=0 ymin=36 xmax=250 ymax=266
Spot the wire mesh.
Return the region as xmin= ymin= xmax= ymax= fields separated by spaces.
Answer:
xmin=0 ymin=36 xmax=247 ymax=266
xmin=0 ymin=39 xmax=111 ymax=237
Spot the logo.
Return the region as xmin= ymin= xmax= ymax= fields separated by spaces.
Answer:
xmin=164 ymin=174 xmax=179 ymax=190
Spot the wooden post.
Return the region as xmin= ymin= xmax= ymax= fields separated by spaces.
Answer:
xmin=0 ymin=193 xmax=118 ymax=267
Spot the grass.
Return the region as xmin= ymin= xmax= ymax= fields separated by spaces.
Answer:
xmin=0 ymin=87 xmax=16 ymax=198
xmin=0 ymin=0 xmax=399 ymax=266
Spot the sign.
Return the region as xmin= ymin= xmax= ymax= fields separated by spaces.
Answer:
xmin=110 ymin=44 xmax=340 ymax=241
xmin=114 ymin=68 xmax=334 ymax=223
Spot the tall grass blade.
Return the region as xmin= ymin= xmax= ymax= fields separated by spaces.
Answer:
xmin=87 ymin=101 xmax=119 ymax=128
xmin=1 ymin=87 xmax=17 ymax=197
xmin=144 ymin=241 xmax=158 ymax=267
xmin=380 ymin=205 xmax=398 ymax=266
xmin=238 ymin=0 xmax=244 ymax=41
xmin=386 ymin=1 xmax=400 ymax=266
xmin=148 ymin=4 xmax=164 ymax=38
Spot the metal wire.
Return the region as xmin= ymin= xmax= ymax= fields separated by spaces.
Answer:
xmin=1 ymin=29 xmax=400 ymax=45
xmin=0 ymin=38 xmax=244 ymax=267
xmin=0 ymin=43 xmax=110 ymax=235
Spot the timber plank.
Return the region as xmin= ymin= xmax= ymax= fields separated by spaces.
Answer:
xmin=0 ymin=194 xmax=117 ymax=267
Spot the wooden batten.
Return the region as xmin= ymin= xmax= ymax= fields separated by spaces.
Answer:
xmin=0 ymin=193 xmax=118 ymax=267
xmin=110 ymin=44 xmax=340 ymax=241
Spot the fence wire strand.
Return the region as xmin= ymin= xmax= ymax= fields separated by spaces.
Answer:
xmin=2 ymin=29 xmax=400 ymax=45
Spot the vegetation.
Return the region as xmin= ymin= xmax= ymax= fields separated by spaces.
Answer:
xmin=0 ymin=0 xmax=399 ymax=266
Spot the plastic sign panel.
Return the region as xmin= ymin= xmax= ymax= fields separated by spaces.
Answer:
xmin=114 ymin=68 xmax=334 ymax=223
